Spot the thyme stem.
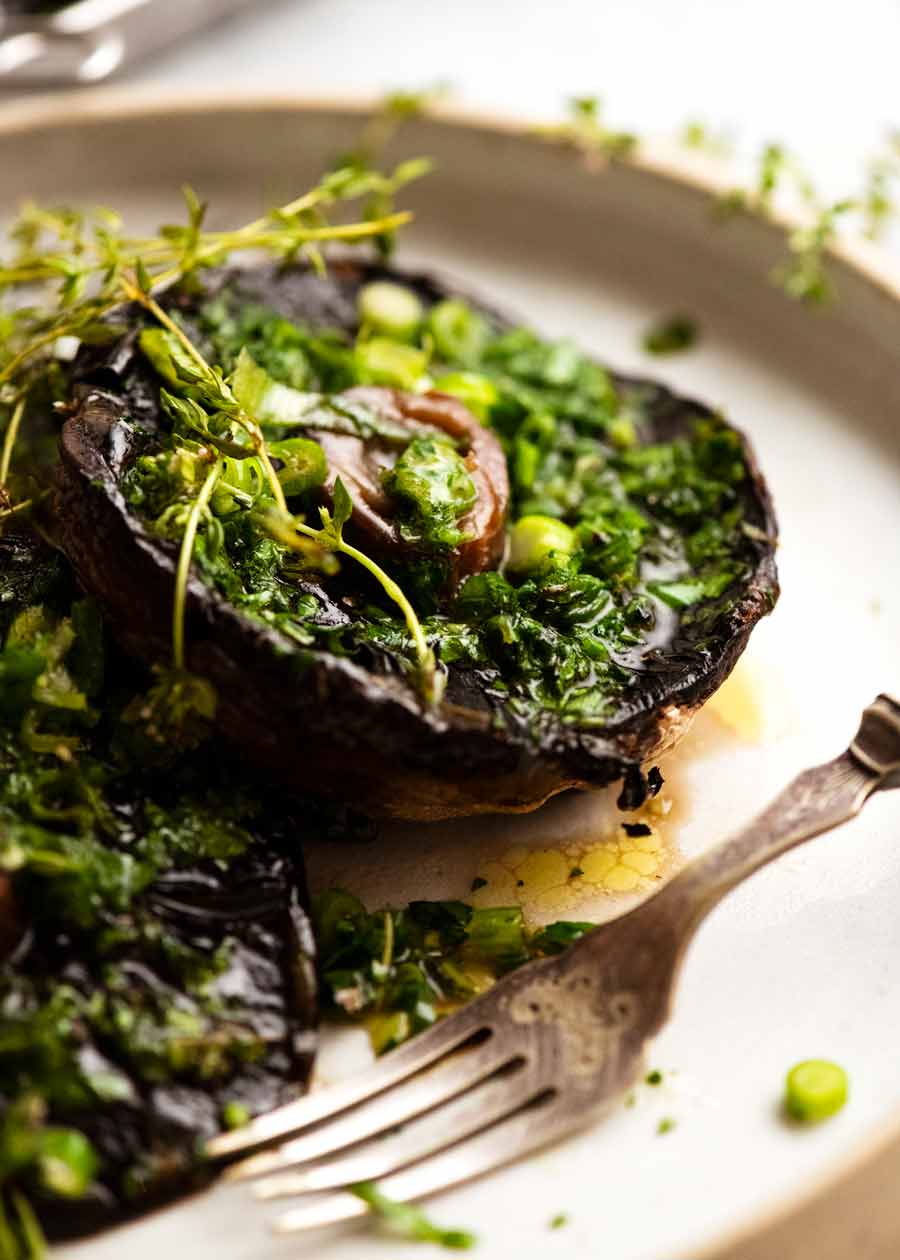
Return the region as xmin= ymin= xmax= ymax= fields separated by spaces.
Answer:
xmin=334 ymin=535 xmax=432 ymax=668
xmin=0 ymin=499 xmax=33 ymax=524
xmin=0 ymin=399 xmax=26 ymax=487
xmin=0 ymin=1193 xmax=18 ymax=1260
xmin=381 ymin=911 xmax=395 ymax=972
xmin=124 ymin=284 xmax=288 ymax=514
xmin=9 ymin=1192 xmax=44 ymax=1260
xmin=289 ymin=520 xmax=440 ymax=703
xmin=172 ymin=461 xmax=221 ymax=671
xmin=0 ymin=325 xmax=84 ymax=392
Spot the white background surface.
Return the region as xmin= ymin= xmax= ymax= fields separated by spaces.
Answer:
xmin=126 ymin=0 xmax=900 ymax=208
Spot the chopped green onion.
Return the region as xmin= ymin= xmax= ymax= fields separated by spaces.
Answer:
xmin=210 ymin=454 xmax=266 ymax=516
xmin=267 ymin=437 xmax=327 ymax=496
xmin=507 ymin=515 xmax=578 ymax=574
xmin=358 ymin=281 xmax=423 ymax=341
xmin=529 ymin=921 xmax=594 ymax=955
xmin=427 ymin=299 xmax=490 ymax=366
xmin=463 ymin=906 xmax=528 ymax=971
xmin=432 ymin=371 xmax=499 ymax=421
xmin=354 ymin=337 xmax=429 ymax=390
xmin=37 ymin=1128 xmax=98 ymax=1198
xmin=784 ymin=1060 xmax=849 ymax=1123
xmin=368 ymin=1011 xmax=412 ymax=1056
xmin=222 ymin=1101 xmax=251 ymax=1131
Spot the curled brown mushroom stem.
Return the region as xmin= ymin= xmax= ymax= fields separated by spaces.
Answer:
xmin=314 ymin=386 xmax=509 ymax=584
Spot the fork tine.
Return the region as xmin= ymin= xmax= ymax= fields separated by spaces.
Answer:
xmin=252 ymin=1060 xmax=538 ymax=1197
xmin=272 ymin=1092 xmax=587 ymax=1235
xmin=223 ymin=1032 xmax=515 ymax=1183
xmin=207 ymin=1000 xmax=494 ymax=1159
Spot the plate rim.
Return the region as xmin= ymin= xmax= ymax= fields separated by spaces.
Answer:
xmin=3 ymin=85 xmax=900 ymax=1260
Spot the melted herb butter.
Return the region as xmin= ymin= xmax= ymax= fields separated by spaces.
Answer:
xmin=469 ymin=795 xmax=673 ymax=922
xmin=124 ymin=282 xmax=759 ymax=735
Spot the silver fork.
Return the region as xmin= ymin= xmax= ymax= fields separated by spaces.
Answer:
xmin=207 ymin=693 xmax=900 ymax=1236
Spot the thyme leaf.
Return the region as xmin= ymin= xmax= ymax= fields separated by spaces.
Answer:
xmin=533 ymin=96 xmax=637 ymax=164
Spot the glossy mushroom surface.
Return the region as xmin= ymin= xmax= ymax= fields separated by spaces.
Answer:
xmin=56 ymin=261 xmax=778 ymax=819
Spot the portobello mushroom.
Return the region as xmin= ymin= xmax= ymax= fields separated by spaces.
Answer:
xmin=55 ymin=260 xmax=778 ymax=820
xmin=0 ymin=530 xmax=318 ymax=1240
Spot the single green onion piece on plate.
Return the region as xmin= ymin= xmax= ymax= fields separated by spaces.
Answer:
xmin=784 ymin=1059 xmax=849 ymax=1123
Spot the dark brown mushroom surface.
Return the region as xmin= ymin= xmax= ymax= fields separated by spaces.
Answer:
xmin=0 ymin=874 xmax=23 ymax=960
xmin=55 ymin=260 xmax=779 ymax=820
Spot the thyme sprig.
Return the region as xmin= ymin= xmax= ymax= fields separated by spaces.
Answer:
xmin=126 ymin=288 xmax=288 ymax=513
xmin=533 ymin=96 xmax=637 ymax=164
xmin=258 ymin=480 xmax=444 ymax=706
xmin=535 ymin=97 xmax=900 ymax=307
xmin=861 ymin=133 xmax=900 ymax=240
xmin=171 ymin=458 xmax=222 ymax=671
xmin=0 ymin=158 xmax=425 ymax=490
xmin=0 ymin=153 xmax=440 ymax=722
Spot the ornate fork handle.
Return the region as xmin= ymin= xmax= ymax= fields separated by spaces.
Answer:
xmin=572 ymin=695 xmax=900 ymax=1001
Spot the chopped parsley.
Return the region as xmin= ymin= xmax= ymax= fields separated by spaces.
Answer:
xmin=314 ymin=889 xmax=594 ymax=1052
xmin=120 ymin=278 xmax=762 ymax=741
xmin=0 ymin=543 xmax=316 ymax=1250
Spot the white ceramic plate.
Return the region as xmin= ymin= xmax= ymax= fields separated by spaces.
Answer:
xmin=3 ymin=92 xmax=900 ymax=1260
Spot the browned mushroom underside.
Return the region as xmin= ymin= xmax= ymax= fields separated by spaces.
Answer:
xmin=54 ymin=261 xmax=779 ymax=821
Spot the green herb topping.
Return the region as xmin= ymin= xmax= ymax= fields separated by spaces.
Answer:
xmin=314 ymin=889 xmax=593 ymax=1053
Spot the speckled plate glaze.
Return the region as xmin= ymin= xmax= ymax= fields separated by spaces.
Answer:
xmin=2 ymin=92 xmax=900 ymax=1260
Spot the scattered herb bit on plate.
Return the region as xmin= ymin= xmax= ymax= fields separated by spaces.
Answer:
xmin=351 ymin=1181 xmax=476 ymax=1250
xmin=642 ymin=314 xmax=699 ymax=356
xmin=314 ymin=890 xmax=594 ymax=1052
xmin=784 ymin=1060 xmax=849 ymax=1124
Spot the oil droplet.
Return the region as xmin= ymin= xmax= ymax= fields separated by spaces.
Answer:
xmin=704 ymin=660 xmax=765 ymax=742
xmin=469 ymin=801 xmax=673 ymax=925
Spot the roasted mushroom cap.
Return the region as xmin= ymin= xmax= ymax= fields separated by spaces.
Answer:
xmin=56 ymin=261 xmax=778 ymax=820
